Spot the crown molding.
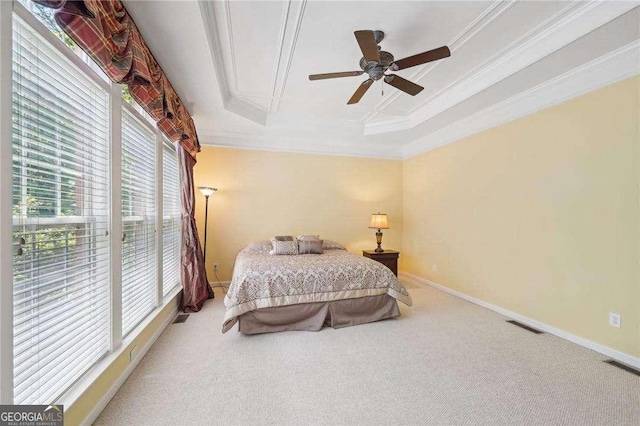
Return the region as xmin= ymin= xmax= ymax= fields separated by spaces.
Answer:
xmin=199 ymin=0 xmax=638 ymax=157
xmin=198 ymin=41 xmax=640 ymax=159
xmin=199 ymin=0 xmax=306 ymax=125
xmin=198 ymin=130 xmax=403 ymax=159
xmin=402 ymin=41 xmax=640 ymax=159
xmin=268 ymin=0 xmax=293 ymax=113
xmin=222 ymin=0 xmax=238 ymax=93
xmin=198 ymin=0 xmax=228 ymax=102
xmin=365 ymin=1 xmax=638 ymax=135
xmin=270 ymin=0 xmax=307 ymax=113
xmin=360 ymin=0 xmax=515 ymax=123
xmin=198 ymin=0 xmax=268 ymax=125
xmin=197 ymin=41 xmax=638 ymax=161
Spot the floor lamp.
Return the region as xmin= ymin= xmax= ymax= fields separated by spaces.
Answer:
xmin=198 ymin=187 xmax=217 ymax=263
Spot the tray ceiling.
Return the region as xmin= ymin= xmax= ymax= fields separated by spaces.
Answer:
xmin=124 ymin=1 xmax=640 ymax=159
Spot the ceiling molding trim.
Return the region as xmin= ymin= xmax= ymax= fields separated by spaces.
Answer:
xmin=402 ymin=41 xmax=640 ymax=159
xmin=406 ymin=0 xmax=583 ymax=115
xmin=268 ymin=0 xmax=292 ymax=113
xmin=198 ymin=0 xmax=267 ymax=125
xmin=222 ymin=0 xmax=239 ymax=93
xmin=229 ymin=91 xmax=276 ymax=101
xmin=361 ymin=0 xmax=515 ymax=123
xmin=230 ymin=92 xmax=270 ymax=111
xmin=366 ymin=1 xmax=638 ymax=136
xmin=198 ymin=0 xmax=230 ymax=103
xmin=266 ymin=0 xmax=307 ymax=115
xmin=198 ymin=130 xmax=403 ymax=160
xmin=226 ymin=98 xmax=268 ymax=126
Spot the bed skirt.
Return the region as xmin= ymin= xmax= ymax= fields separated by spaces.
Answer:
xmin=236 ymin=294 xmax=400 ymax=335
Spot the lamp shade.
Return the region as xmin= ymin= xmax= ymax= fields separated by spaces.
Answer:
xmin=198 ymin=187 xmax=217 ymax=197
xmin=369 ymin=213 xmax=389 ymax=229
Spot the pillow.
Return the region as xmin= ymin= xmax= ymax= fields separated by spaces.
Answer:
xmin=296 ymin=235 xmax=320 ymax=241
xmin=298 ymin=239 xmax=323 ymax=254
xmin=322 ymin=240 xmax=346 ymax=251
xmin=273 ymin=235 xmax=295 ymax=241
xmin=243 ymin=241 xmax=272 ymax=254
xmin=269 ymin=238 xmax=298 ymax=255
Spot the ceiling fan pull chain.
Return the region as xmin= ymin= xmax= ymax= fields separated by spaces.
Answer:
xmin=381 ymin=79 xmax=384 ymax=96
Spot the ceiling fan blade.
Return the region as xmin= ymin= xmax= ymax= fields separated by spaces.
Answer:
xmin=347 ymin=79 xmax=374 ymax=105
xmin=309 ymin=71 xmax=364 ymax=81
xmin=390 ymin=46 xmax=451 ymax=71
xmin=354 ymin=30 xmax=380 ymax=63
xmin=384 ymin=75 xmax=424 ymax=96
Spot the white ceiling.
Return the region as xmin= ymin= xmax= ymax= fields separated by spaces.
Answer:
xmin=123 ymin=1 xmax=640 ymax=159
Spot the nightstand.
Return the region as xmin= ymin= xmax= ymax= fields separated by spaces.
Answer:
xmin=362 ymin=250 xmax=399 ymax=276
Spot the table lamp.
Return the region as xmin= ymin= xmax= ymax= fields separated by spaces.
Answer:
xmin=369 ymin=213 xmax=389 ymax=252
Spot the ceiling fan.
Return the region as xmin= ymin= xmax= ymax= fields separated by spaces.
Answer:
xmin=309 ymin=30 xmax=451 ymax=105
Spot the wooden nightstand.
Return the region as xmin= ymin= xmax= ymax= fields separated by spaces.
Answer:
xmin=362 ymin=250 xmax=399 ymax=276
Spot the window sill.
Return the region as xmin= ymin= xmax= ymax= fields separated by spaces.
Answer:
xmin=57 ymin=285 xmax=182 ymax=422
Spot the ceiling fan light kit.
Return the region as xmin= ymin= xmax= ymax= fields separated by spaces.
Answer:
xmin=309 ymin=30 xmax=451 ymax=105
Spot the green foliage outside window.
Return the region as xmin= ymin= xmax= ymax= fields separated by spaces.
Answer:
xmin=20 ymin=0 xmax=76 ymax=49
xmin=122 ymin=85 xmax=134 ymax=104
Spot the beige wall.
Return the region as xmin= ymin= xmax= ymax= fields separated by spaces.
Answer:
xmin=192 ymin=77 xmax=639 ymax=359
xmin=403 ymin=76 xmax=640 ymax=357
xmin=194 ymin=148 xmax=404 ymax=281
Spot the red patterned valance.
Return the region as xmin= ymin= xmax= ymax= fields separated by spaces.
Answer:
xmin=32 ymin=0 xmax=201 ymax=158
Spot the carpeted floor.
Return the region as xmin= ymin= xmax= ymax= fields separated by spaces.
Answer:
xmin=95 ymin=280 xmax=640 ymax=425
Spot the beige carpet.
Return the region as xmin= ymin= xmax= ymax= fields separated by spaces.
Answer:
xmin=95 ymin=280 xmax=640 ymax=425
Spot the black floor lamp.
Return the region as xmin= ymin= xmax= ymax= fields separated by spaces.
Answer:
xmin=198 ymin=187 xmax=217 ymax=263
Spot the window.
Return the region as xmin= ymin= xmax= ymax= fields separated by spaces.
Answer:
xmin=16 ymin=0 xmax=107 ymax=82
xmin=121 ymin=109 xmax=156 ymax=336
xmin=162 ymin=140 xmax=181 ymax=296
xmin=17 ymin=0 xmax=75 ymax=50
xmin=11 ymin=14 xmax=110 ymax=404
xmin=4 ymin=1 xmax=184 ymax=406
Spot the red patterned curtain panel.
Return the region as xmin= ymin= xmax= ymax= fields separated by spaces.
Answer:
xmin=32 ymin=0 xmax=201 ymax=157
xmin=178 ymin=145 xmax=213 ymax=312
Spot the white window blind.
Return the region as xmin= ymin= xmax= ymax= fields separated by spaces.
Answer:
xmin=162 ymin=141 xmax=181 ymax=296
xmin=121 ymin=109 xmax=156 ymax=336
xmin=11 ymin=15 xmax=110 ymax=405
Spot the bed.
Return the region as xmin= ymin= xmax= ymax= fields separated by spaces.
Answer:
xmin=222 ymin=240 xmax=412 ymax=334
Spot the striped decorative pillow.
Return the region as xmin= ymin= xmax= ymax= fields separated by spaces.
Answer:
xmin=298 ymin=239 xmax=323 ymax=254
xmin=297 ymin=235 xmax=320 ymax=241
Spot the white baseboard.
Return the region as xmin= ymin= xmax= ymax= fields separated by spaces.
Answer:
xmin=80 ymin=303 xmax=179 ymax=426
xmin=399 ymin=271 xmax=640 ymax=370
xmin=209 ymin=280 xmax=231 ymax=288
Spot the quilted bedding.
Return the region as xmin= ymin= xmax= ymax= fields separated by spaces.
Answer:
xmin=222 ymin=241 xmax=412 ymax=332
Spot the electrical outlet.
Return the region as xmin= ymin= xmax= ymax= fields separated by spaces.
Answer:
xmin=213 ymin=263 xmax=219 ymax=271
xmin=431 ymin=264 xmax=438 ymax=272
xmin=130 ymin=345 xmax=138 ymax=361
xmin=609 ymin=312 xmax=621 ymax=328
